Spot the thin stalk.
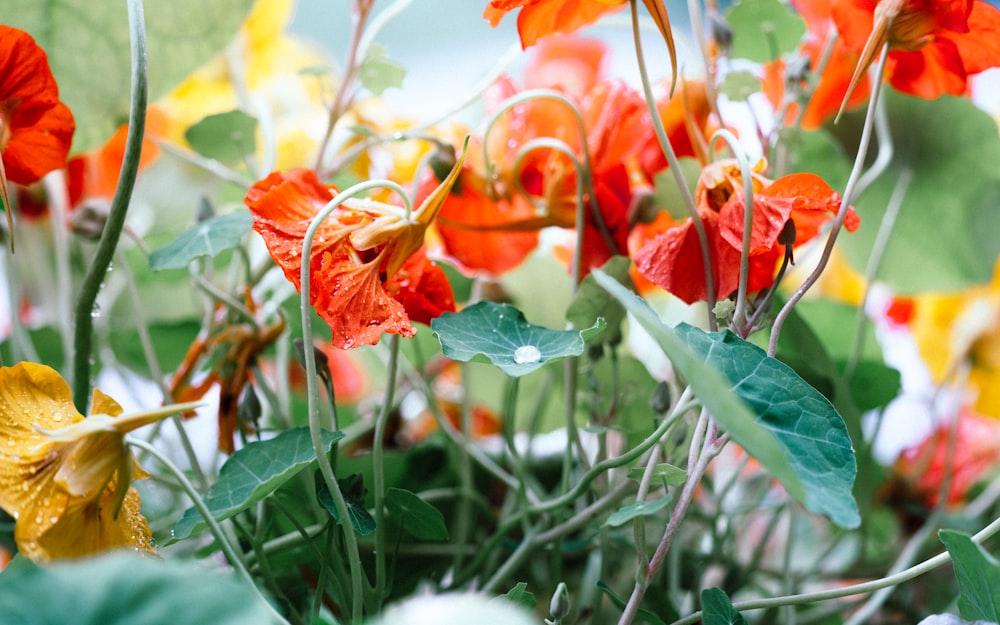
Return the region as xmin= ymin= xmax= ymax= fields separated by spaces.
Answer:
xmin=768 ymin=45 xmax=890 ymax=357
xmin=669 ymin=511 xmax=1000 ymax=625
xmin=299 ymin=179 xmax=410 ymax=623
xmin=372 ymin=335 xmax=400 ymax=608
xmin=128 ymin=437 xmax=290 ymax=625
xmin=630 ymin=0 xmax=717 ymax=327
xmin=844 ymin=167 xmax=911 ymax=380
xmin=73 ymin=0 xmax=148 ymax=409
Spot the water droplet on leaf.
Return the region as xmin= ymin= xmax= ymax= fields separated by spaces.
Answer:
xmin=513 ymin=345 xmax=541 ymax=364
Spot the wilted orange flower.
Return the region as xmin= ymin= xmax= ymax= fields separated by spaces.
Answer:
xmin=833 ymin=0 xmax=1000 ymax=103
xmin=245 ymin=143 xmax=465 ymax=349
xmin=633 ymin=159 xmax=860 ymax=304
xmin=0 ymin=362 xmax=195 ymax=561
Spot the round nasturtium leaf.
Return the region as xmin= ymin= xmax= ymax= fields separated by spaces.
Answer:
xmin=431 ymin=301 xmax=603 ymax=377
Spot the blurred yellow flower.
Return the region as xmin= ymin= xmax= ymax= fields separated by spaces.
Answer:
xmin=908 ymin=258 xmax=1000 ymax=418
xmin=0 ymin=362 xmax=195 ymax=561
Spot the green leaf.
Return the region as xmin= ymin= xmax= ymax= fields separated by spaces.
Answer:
xmin=317 ymin=475 xmax=377 ymax=536
xmin=184 ymin=110 xmax=258 ymax=164
xmin=6 ymin=0 xmax=256 ymax=151
xmin=149 ymin=211 xmax=253 ymax=271
xmin=627 ymin=463 xmax=687 ymax=487
xmin=653 ymin=158 xmax=702 ymax=221
xmin=358 ymin=43 xmax=405 ymax=96
xmin=591 ymin=270 xmax=860 ymax=528
xmin=173 ymin=427 xmax=342 ymax=540
xmin=718 ymin=70 xmax=761 ymax=102
xmin=839 ymin=92 xmax=1000 ymax=292
xmin=0 ymin=553 xmax=275 ymax=625
xmin=385 ymin=487 xmax=448 ymax=541
xmin=500 ymin=582 xmax=537 ymax=611
xmin=596 ymin=581 xmax=670 ymax=625
xmin=939 ymin=530 xmax=1000 ymax=622
xmin=431 ymin=301 xmax=603 ymax=377
xmin=676 ymin=323 xmax=860 ymax=529
xmin=725 ymin=0 xmax=806 ymax=63
xmin=567 ymin=256 xmax=632 ymax=344
xmin=701 ymin=588 xmax=749 ymax=625
xmin=605 ymin=494 xmax=673 ymax=528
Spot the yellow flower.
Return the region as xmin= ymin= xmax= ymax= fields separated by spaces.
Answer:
xmin=0 ymin=362 xmax=196 ymax=561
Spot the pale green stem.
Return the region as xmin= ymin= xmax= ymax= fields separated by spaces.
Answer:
xmin=299 ymin=179 xmax=411 ymax=623
xmin=707 ymin=129 xmax=754 ymax=329
xmin=73 ymin=0 xmax=148 ymax=409
xmin=372 ymin=334 xmax=400 ymax=609
xmin=669 ymin=511 xmax=1000 ymax=625
xmin=629 ymin=0 xmax=717 ymax=328
xmin=42 ymin=172 xmax=74 ymax=372
xmin=768 ymin=45 xmax=890 ymax=358
xmin=154 ymin=140 xmax=254 ymax=188
xmin=127 ymin=437 xmax=290 ymax=625
xmin=844 ymin=167 xmax=912 ymax=381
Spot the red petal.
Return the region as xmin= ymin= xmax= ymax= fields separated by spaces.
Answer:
xmin=389 ymin=248 xmax=456 ymax=326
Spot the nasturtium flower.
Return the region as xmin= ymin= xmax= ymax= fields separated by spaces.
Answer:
xmin=0 ymin=362 xmax=196 ymax=561
xmin=634 ymin=159 xmax=860 ymax=304
xmin=245 ymin=142 xmax=466 ymax=350
xmin=833 ymin=0 xmax=1000 ymax=103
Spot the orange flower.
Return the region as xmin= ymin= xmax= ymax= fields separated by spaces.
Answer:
xmin=0 ymin=362 xmax=196 ymax=561
xmin=633 ymin=159 xmax=859 ymax=304
xmin=833 ymin=0 xmax=1000 ymax=103
xmin=245 ymin=145 xmax=464 ymax=349
xmin=763 ymin=0 xmax=870 ymax=129
xmin=484 ymin=0 xmax=627 ymax=49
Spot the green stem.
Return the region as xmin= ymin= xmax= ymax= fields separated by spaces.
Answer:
xmin=299 ymin=180 xmax=409 ymax=623
xmin=73 ymin=0 xmax=148 ymax=410
xmin=127 ymin=438 xmax=290 ymax=625
xmin=629 ymin=0 xmax=716 ymax=329
xmin=372 ymin=335 xmax=400 ymax=609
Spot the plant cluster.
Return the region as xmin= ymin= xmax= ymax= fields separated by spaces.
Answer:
xmin=1 ymin=0 xmax=1000 ymax=624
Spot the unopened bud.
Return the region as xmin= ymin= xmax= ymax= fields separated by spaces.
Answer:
xmin=548 ymin=582 xmax=570 ymax=624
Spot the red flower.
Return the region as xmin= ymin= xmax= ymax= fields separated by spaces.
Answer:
xmin=634 ymin=160 xmax=860 ymax=304
xmin=833 ymin=0 xmax=1000 ymax=101
xmin=245 ymin=147 xmax=464 ymax=349
xmin=0 ymin=26 xmax=75 ymax=186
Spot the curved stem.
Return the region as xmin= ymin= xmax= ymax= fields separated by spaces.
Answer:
xmin=768 ymin=44 xmax=889 ymax=357
xmin=299 ymin=179 xmax=410 ymax=623
xmin=127 ymin=437 xmax=290 ymax=625
xmin=73 ymin=0 xmax=148 ymax=410
xmin=630 ymin=0 xmax=717 ymax=328
xmin=707 ymin=129 xmax=754 ymax=329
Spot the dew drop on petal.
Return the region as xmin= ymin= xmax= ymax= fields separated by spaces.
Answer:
xmin=513 ymin=345 xmax=541 ymax=364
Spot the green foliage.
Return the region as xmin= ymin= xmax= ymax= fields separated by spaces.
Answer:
xmin=501 ymin=583 xmax=537 ymax=610
xmin=358 ymin=43 xmax=406 ymax=96
xmin=385 ymin=488 xmax=448 ymax=540
xmin=604 ymin=494 xmax=673 ymax=528
xmin=173 ymin=427 xmax=342 ymax=540
xmin=567 ymin=256 xmax=632 ymax=345
xmin=676 ymin=324 xmax=860 ymax=528
xmin=719 ymin=70 xmax=761 ymax=102
xmin=184 ymin=111 xmax=259 ymax=164
xmin=148 ymin=211 xmax=253 ymax=271
xmin=701 ymin=588 xmax=748 ymax=625
xmin=725 ymin=0 xmax=806 ymax=63
xmin=939 ymin=530 xmax=1000 ymax=623
xmin=0 ymin=553 xmax=276 ymax=624
xmin=318 ymin=473 xmax=377 ymax=536
xmin=432 ymin=301 xmax=603 ymax=377
xmin=626 ymin=463 xmax=687 ymax=487
xmin=4 ymin=0 xmax=256 ymax=151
